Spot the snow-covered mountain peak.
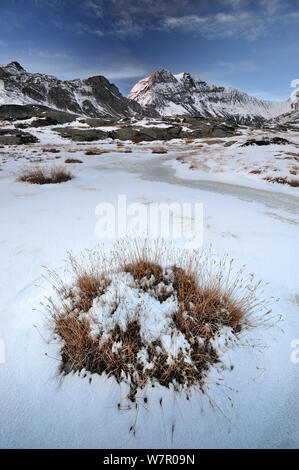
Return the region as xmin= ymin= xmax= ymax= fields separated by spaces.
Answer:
xmin=3 ymin=61 xmax=26 ymax=74
xmin=174 ymin=72 xmax=198 ymax=88
xmin=0 ymin=61 xmax=158 ymax=119
xmin=129 ymin=69 xmax=291 ymax=123
xmin=291 ymin=89 xmax=299 ymax=110
xmin=152 ymin=69 xmax=176 ymax=83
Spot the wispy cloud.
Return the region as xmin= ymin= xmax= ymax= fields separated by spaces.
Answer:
xmin=21 ymin=45 xmax=150 ymax=82
xmin=112 ymin=19 xmax=144 ymax=38
xmin=53 ymin=19 xmax=104 ymax=37
xmin=0 ymin=41 xmax=7 ymax=47
xmin=212 ymin=60 xmax=260 ymax=73
xmin=28 ymin=48 xmax=69 ymax=60
xmin=85 ymin=0 xmax=103 ymax=18
xmin=81 ymin=0 xmax=299 ymax=41
xmin=160 ymin=11 xmax=266 ymax=41
xmin=197 ymin=60 xmax=262 ymax=88
xmin=93 ymin=49 xmax=150 ymax=79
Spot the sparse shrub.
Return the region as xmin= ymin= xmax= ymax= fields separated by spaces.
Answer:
xmin=264 ymin=176 xmax=299 ymax=187
xmin=131 ymin=135 xmax=142 ymax=144
xmin=46 ymin=239 xmax=274 ymax=403
xmin=152 ymin=148 xmax=168 ymax=154
xmin=185 ymin=137 xmax=196 ymax=144
xmin=18 ymin=165 xmax=73 ymax=184
xmin=284 ymin=151 xmax=299 ymax=158
xmin=85 ymin=149 xmax=109 ymax=155
xmin=65 ymin=158 xmax=83 ymax=164
xmin=176 ymin=155 xmax=188 ymax=164
xmin=42 ymin=148 xmax=60 ymax=153
xmin=289 ymin=178 xmax=299 ymax=187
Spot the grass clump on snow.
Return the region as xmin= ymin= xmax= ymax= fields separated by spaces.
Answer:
xmin=264 ymin=176 xmax=299 ymax=187
xmin=18 ymin=165 xmax=73 ymax=184
xmin=64 ymin=158 xmax=83 ymax=164
xmin=45 ymin=239 xmax=274 ymax=401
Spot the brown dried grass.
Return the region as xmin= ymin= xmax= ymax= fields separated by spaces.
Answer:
xmin=65 ymin=158 xmax=83 ymax=164
xmin=264 ymin=176 xmax=299 ymax=187
xmin=152 ymin=147 xmax=168 ymax=154
xmin=46 ymin=239 xmax=274 ymax=400
xmin=18 ymin=165 xmax=73 ymax=184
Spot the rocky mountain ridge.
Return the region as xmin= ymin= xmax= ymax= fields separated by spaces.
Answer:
xmin=0 ymin=61 xmax=158 ymax=119
xmin=129 ymin=70 xmax=291 ymax=124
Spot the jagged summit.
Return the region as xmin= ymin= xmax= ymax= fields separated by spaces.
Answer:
xmin=0 ymin=61 xmax=158 ymax=119
xmin=5 ymin=61 xmax=26 ymax=72
xmin=129 ymin=70 xmax=291 ymax=123
xmin=175 ymin=72 xmax=196 ymax=86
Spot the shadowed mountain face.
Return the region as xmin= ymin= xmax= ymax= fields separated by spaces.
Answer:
xmin=0 ymin=61 xmax=158 ymax=119
xmin=129 ymin=70 xmax=291 ymax=124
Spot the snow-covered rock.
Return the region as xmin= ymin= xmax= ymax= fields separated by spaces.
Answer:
xmin=0 ymin=61 xmax=158 ymax=119
xmin=129 ymin=70 xmax=291 ymax=124
xmin=265 ymin=92 xmax=299 ymax=130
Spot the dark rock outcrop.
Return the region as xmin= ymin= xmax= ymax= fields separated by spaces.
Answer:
xmin=241 ymin=137 xmax=291 ymax=147
xmin=53 ymin=128 xmax=109 ymax=142
xmin=79 ymin=118 xmax=118 ymax=127
xmin=53 ymin=117 xmax=236 ymax=142
xmin=0 ymin=128 xmax=39 ymax=145
xmin=0 ymin=104 xmax=78 ymax=123
xmin=264 ymin=108 xmax=299 ymax=132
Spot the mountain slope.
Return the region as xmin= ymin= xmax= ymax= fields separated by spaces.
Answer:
xmin=0 ymin=61 xmax=158 ymax=119
xmin=129 ymin=70 xmax=291 ymax=123
xmin=265 ymin=90 xmax=299 ymax=130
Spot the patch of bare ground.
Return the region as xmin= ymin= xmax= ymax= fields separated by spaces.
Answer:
xmin=18 ymin=165 xmax=73 ymax=184
xmin=45 ymin=239 xmax=275 ymax=403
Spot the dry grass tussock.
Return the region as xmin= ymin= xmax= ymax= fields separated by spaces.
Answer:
xmin=45 ymin=239 xmax=275 ymax=401
xmin=264 ymin=176 xmax=299 ymax=187
xmin=85 ymin=148 xmax=110 ymax=155
xmin=65 ymin=158 xmax=83 ymax=164
xmin=42 ymin=148 xmax=60 ymax=154
xmin=18 ymin=165 xmax=73 ymax=184
xmin=151 ymin=147 xmax=168 ymax=154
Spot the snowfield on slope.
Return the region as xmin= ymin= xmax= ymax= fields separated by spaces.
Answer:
xmin=0 ymin=124 xmax=298 ymax=449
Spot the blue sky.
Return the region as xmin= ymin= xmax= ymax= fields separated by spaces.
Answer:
xmin=0 ymin=0 xmax=298 ymax=101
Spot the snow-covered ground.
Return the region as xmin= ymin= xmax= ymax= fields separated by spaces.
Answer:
xmin=168 ymin=127 xmax=299 ymax=195
xmin=0 ymin=124 xmax=298 ymax=448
